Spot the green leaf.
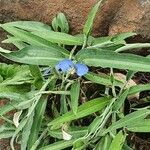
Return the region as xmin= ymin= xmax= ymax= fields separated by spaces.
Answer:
xmin=0 ymin=125 xmax=15 ymax=133
xmin=2 ymin=21 xmax=52 ymax=32
xmin=126 ymin=70 xmax=136 ymax=82
xmin=0 ymin=47 xmax=11 ymax=53
xmin=83 ymin=1 xmax=101 ymax=36
xmin=92 ymin=36 xmax=112 ymax=45
xmin=52 ymin=17 xmax=59 ymax=32
xmin=39 ymin=139 xmax=76 ymax=150
xmin=109 ymin=130 xmax=127 ymax=150
xmin=126 ymin=119 xmax=150 ymax=132
xmin=0 ymin=131 xmax=14 ymax=139
xmin=73 ymin=138 xmax=87 ymax=150
xmin=3 ymin=35 xmax=27 ymax=49
xmin=21 ymin=111 xmax=34 ymax=150
xmin=0 ymin=91 xmax=35 ymax=116
xmin=115 ymin=43 xmax=150 ymax=52
xmin=0 ymin=46 xmax=67 ymax=66
xmin=29 ymin=65 xmax=44 ymax=89
xmin=113 ymin=89 xmax=129 ymax=111
xmin=92 ymin=32 xmax=136 ymax=46
xmin=88 ymin=116 xmax=102 ymax=135
xmin=31 ymin=30 xmax=83 ymax=45
xmin=0 ymin=63 xmax=31 ymax=86
xmin=85 ymin=72 xmax=124 ymax=87
xmin=102 ymin=109 xmax=150 ymax=135
xmin=76 ymin=49 xmax=150 ymax=72
xmin=48 ymin=97 xmax=109 ymax=129
xmin=0 ymin=84 xmax=31 ymax=94
xmin=1 ymin=26 xmax=52 ymax=46
xmin=111 ymin=32 xmax=137 ymax=44
xmin=27 ymin=96 xmax=48 ymax=149
xmin=49 ymin=127 xmax=88 ymax=140
xmin=57 ymin=13 xmax=69 ymax=33
xmin=0 ymin=92 xmax=28 ymax=101
xmin=95 ymin=134 xmax=112 ymax=150
xmin=128 ymin=84 xmax=150 ymax=96
xmin=0 ymin=99 xmax=33 ymax=116
xmin=70 ymin=81 xmax=80 ymax=115
xmin=52 ymin=13 xmax=69 ymax=33
xmin=10 ymin=118 xmax=28 ymax=150
xmin=1 ymin=26 xmax=69 ymax=55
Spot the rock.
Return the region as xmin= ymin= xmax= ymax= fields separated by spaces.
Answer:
xmin=0 ymin=0 xmax=123 ymax=36
xmin=0 ymin=0 xmax=150 ymax=43
xmin=109 ymin=0 xmax=150 ymax=41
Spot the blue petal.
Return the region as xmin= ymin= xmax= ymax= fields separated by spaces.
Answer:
xmin=55 ymin=59 xmax=74 ymax=73
xmin=75 ymin=63 xmax=89 ymax=76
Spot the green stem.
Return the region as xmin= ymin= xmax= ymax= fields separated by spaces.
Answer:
xmin=37 ymin=90 xmax=71 ymax=95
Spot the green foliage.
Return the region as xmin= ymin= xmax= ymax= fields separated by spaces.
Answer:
xmin=0 ymin=1 xmax=150 ymax=149
xmin=109 ymin=130 xmax=127 ymax=150
xmin=52 ymin=12 xmax=69 ymax=33
xmin=76 ymin=49 xmax=150 ymax=72
xmin=70 ymin=80 xmax=80 ymax=115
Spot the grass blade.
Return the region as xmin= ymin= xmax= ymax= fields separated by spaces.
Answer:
xmin=115 ymin=43 xmax=150 ymax=52
xmin=2 ymin=21 xmax=52 ymax=32
xmin=0 ymin=46 xmax=67 ymax=66
xmin=85 ymin=72 xmax=123 ymax=87
xmin=128 ymin=84 xmax=150 ymax=95
xmin=102 ymin=109 xmax=150 ymax=134
xmin=39 ymin=139 xmax=76 ymax=150
xmin=113 ymin=89 xmax=129 ymax=111
xmin=70 ymin=81 xmax=80 ymax=115
xmin=27 ymin=96 xmax=48 ymax=149
xmin=109 ymin=130 xmax=127 ymax=150
xmin=76 ymin=49 xmax=150 ymax=72
xmin=21 ymin=111 xmax=34 ymax=150
xmin=127 ymin=119 xmax=150 ymax=132
xmin=48 ymin=97 xmax=109 ymax=129
xmin=32 ymin=30 xmax=83 ymax=45
xmin=83 ymin=1 xmax=101 ymax=36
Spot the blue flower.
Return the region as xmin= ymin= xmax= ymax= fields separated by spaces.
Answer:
xmin=55 ymin=59 xmax=74 ymax=73
xmin=75 ymin=63 xmax=89 ymax=76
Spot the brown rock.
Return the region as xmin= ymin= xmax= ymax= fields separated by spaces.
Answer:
xmin=0 ymin=0 xmax=150 ymax=44
xmin=109 ymin=0 xmax=150 ymax=40
xmin=0 ymin=0 xmax=123 ymax=36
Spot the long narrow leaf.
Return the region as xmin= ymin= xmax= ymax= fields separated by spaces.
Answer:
xmin=70 ymin=81 xmax=80 ymax=115
xmin=83 ymin=1 xmax=101 ymax=35
xmin=48 ymin=97 xmax=109 ymax=129
xmin=21 ymin=111 xmax=34 ymax=150
xmin=27 ymin=96 xmax=48 ymax=149
xmin=76 ymin=49 xmax=150 ymax=72
xmin=115 ymin=43 xmax=150 ymax=52
xmin=128 ymin=84 xmax=150 ymax=95
xmin=1 ymin=26 xmax=69 ymax=55
xmin=109 ymin=130 xmax=127 ymax=150
xmin=113 ymin=89 xmax=129 ymax=111
xmin=85 ymin=72 xmax=124 ymax=87
xmin=127 ymin=119 xmax=150 ymax=132
xmin=1 ymin=26 xmax=53 ymax=47
xmin=32 ymin=30 xmax=83 ymax=45
xmin=49 ymin=127 xmax=88 ymax=140
xmin=0 ymin=46 xmax=67 ymax=66
xmin=39 ymin=139 xmax=76 ymax=150
xmin=102 ymin=109 xmax=150 ymax=135
xmin=2 ymin=21 xmax=52 ymax=32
